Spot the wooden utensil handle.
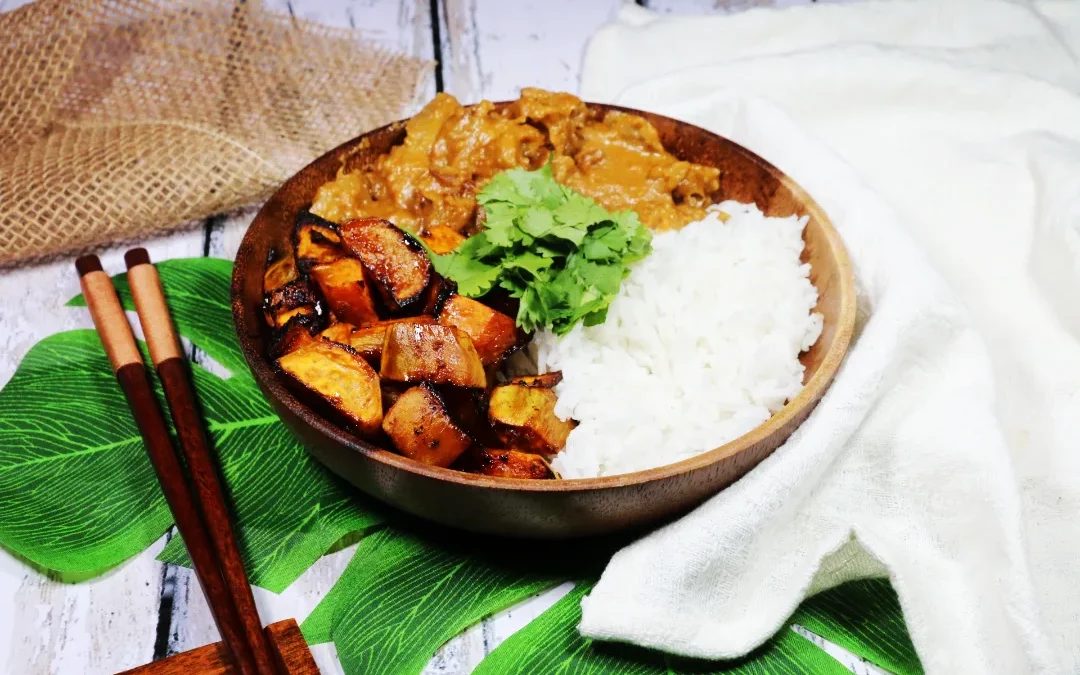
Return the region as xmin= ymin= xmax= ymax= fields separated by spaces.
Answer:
xmin=117 ymin=620 xmax=319 ymax=674
xmin=77 ymin=255 xmax=261 ymax=675
xmin=125 ymin=248 xmax=278 ymax=675
xmin=157 ymin=357 xmax=277 ymax=675
xmin=116 ymin=365 xmax=261 ymax=675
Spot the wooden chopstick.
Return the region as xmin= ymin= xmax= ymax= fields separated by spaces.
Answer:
xmin=75 ymin=254 xmax=263 ymax=675
xmin=122 ymin=248 xmax=278 ymax=675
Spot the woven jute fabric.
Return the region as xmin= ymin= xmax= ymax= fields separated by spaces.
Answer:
xmin=0 ymin=0 xmax=433 ymax=267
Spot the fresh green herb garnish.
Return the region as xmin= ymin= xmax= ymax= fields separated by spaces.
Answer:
xmin=427 ymin=162 xmax=652 ymax=336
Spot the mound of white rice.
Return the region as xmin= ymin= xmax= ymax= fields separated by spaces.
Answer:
xmin=533 ymin=201 xmax=822 ymax=479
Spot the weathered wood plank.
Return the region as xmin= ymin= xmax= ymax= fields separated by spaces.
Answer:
xmin=0 ymin=0 xmax=33 ymax=12
xmin=645 ymin=0 xmax=778 ymax=12
xmin=2 ymin=544 xmax=169 ymax=674
xmin=793 ymin=625 xmax=893 ymax=675
xmin=649 ymin=0 xmax=850 ymax=11
xmin=260 ymin=0 xmax=436 ymax=110
xmin=163 ymin=542 xmax=358 ymax=675
xmin=487 ymin=582 xmax=575 ymax=645
xmin=0 ymin=221 xmax=207 ymax=674
xmin=0 ymin=231 xmax=207 ymax=388
xmin=645 ymin=0 xmax=853 ymax=12
xmin=436 ymin=0 xmax=625 ymax=102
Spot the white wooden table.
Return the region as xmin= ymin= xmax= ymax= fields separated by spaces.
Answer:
xmin=0 ymin=1 xmax=886 ymax=673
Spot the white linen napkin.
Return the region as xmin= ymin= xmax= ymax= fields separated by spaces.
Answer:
xmin=576 ymin=2 xmax=1080 ymax=673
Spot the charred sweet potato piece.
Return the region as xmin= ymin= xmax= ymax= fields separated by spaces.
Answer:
xmin=419 ymin=225 xmax=466 ymax=254
xmin=318 ymin=321 xmax=356 ymax=344
xmin=380 ymin=323 xmax=486 ymax=388
xmin=263 ymin=254 xmax=298 ymax=294
xmin=320 ymin=322 xmax=380 ymax=363
xmin=488 ymin=383 xmax=574 ymax=456
xmin=511 ymin=372 xmax=562 ymax=388
xmin=340 ymin=217 xmax=432 ymax=312
xmin=456 ymin=447 xmax=556 ymax=480
xmin=369 ymin=316 xmax=438 ymax=327
xmin=346 ymin=329 xmax=387 ymax=361
xmin=264 ymin=278 xmax=321 ymax=328
xmin=294 ymin=212 xmax=346 ymax=270
xmin=438 ymin=385 xmax=501 ymax=447
xmin=268 ymin=315 xmax=318 ymax=359
xmin=321 ymin=318 xmax=434 ymax=364
xmin=309 ymin=257 xmax=381 ymax=326
xmin=382 ymin=383 xmax=473 ymax=467
xmin=437 ymin=295 xmax=519 ymax=366
xmin=420 ymin=274 xmax=456 ymax=316
xmin=278 ymin=340 xmax=382 ymax=435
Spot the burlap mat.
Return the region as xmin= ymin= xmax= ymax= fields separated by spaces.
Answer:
xmin=0 ymin=0 xmax=433 ymax=267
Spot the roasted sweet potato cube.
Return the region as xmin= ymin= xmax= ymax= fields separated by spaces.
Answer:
xmin=420 ymin=274 xmax=457 ymax=316
xmin=368 ymin=316 xmax=437 ymax=328
xmin=263 ymin=254 xmax=297 ymax=294
xmin=321 ymin=318 xmax=434 ymax=364
xmin=380 ymin=323 xmax=486 ymax=388
xmin=318 ymin=321 xmax=356 ymax=344
xmin=294 ymin=212 xmax=346 ymax=270
xmin=309 ymin=257 xmax=381 ymax=326
xmin=340 ymin=217 xmax=432 ymax=312
xmin=419 ymin=225 xmax=466 ymax=254
xmin=264 ymin=278 xmax=321 ymax=328
xmin=278 ymin=340 xmax=382 ymax=435
xmin=488 ymin=383 xmax=574 ymax=456
xmin=510 ymin=372 xmax=562 ymax=388
xmin=319 ymin=322 xmax=381 ymax=363
xmin=268 ymin=315 xmax=318 ymax=359
xmin=437 ymin=295 xmax=519 ymax=366
xmin=277 ymin=306 xmax=315 ymax=326
xmin=382 ymin=383 xmax=473 ymax=467
xmin=346 ymin=328 xmax=383 ymax=353
xmin=456 ymin=447 xmax=556 ymax=480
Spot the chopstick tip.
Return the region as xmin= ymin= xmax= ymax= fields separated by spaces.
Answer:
xmin=125 ymin=248 xmax=152 ymax=269
xmin=75 ymin=254 xmax=103 ymax=277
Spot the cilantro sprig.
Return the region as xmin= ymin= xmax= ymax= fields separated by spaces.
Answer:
xmin=428 ymin=162 xmax=652 ymax=336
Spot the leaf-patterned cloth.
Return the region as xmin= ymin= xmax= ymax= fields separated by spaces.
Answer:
xmin=0 ymin=258 xmax=923 ymax=674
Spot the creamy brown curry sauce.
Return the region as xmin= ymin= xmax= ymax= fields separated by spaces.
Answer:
xmin=309 ymin=88 xmax=720 ymax=234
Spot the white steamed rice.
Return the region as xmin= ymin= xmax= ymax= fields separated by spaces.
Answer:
xmin=533 ymin=201 xmax=822 ymax=479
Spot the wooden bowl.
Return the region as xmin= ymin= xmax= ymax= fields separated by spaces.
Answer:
xmin=232 ymin=103 xmax=856 ymax=538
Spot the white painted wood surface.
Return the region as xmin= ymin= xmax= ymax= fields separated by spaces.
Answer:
xmin=0 ymin=1 xmax=888 ymax=674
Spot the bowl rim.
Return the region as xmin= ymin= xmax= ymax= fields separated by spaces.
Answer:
xmin=232 ymin=102 xmax=857 ymax=493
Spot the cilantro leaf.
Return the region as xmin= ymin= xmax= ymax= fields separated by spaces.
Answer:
xmin=532 ymin=162 xmax=563 ymax=208
xmin=478 ymin=171 xmax=527 ymax=206
xmin=425 ymin=163 xmax=652 ymax=336
xmin=519 ymin=209 xmax=555 ymax=238
xmin=581 ymin=224 xmax=631 ymax=261
xmin=500 ymin=252 xmax=554 ymax=279
xmin=432 ymin=247 xmax=502 ymax=297
xmin=547 ymin=220 xmax=590 ymax=246
xmin=482 ymin=203 xmax=520 ymax=247
xmin=554 ymin=193 xmax=610 ymax=230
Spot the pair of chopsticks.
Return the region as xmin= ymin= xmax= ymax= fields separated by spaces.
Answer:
xmin=77 ymin=250 xmax=276 ymax=675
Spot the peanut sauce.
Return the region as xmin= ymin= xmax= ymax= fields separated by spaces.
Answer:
xmin=309 ymin=88 xmax=720 ymax=234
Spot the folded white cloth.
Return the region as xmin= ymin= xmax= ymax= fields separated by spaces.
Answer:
xmin=576 ymin=2 xmax=1080 ymax=674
